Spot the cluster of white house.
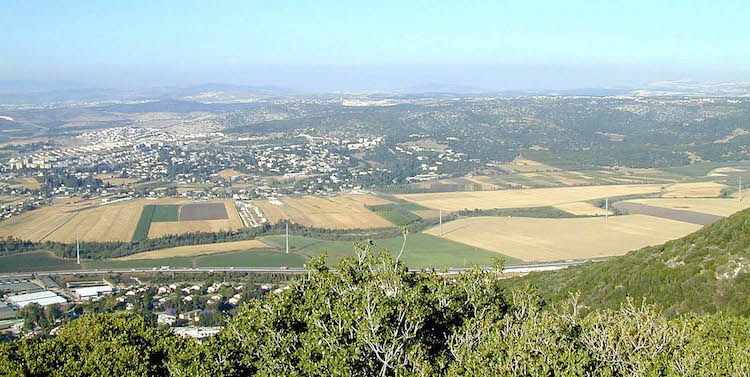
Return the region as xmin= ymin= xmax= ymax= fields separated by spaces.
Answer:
xmin=172 ymin=326 xmax=222 ymax=339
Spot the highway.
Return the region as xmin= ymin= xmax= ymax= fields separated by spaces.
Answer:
xmin=0 ymin=259 xmax=605 ymax=279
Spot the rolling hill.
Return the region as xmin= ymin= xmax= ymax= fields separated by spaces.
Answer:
xmin=518 ymin=207 xmax=750 ymax=317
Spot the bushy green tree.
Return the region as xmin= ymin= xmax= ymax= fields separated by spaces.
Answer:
xmin=0 ymin=312 xmax=188 ymax=377
xmin=4 ymin=247 xmax=750 ymax=376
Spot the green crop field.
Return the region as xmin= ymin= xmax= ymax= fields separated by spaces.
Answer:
xmin=196 ymin=249 xmax=306 ymax=267
xmin=10 ymin=232 xmax=517 ymax=271
xmin=132 ymin=204 xmax=180 ymax=241
xmin=375 ymin=210 xmax=421 ymax=226
xmin=151 ymin=205 xmax=179 ymax=222
xmin=368 ymin=202 xmax=425 ymax=226
xmin=261 ymin=233 xmax=521 ymax=268
xmin=132 ymin=205 xmax=156 ymax=241
xmin=0 ymin=251 xmax=81 ymax=273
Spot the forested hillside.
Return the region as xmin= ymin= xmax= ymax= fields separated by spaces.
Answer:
xmin=517 ymin=208 xmax=750 ymax=317
xmin=3 ymin=242 xmax=750 ymax=376
xmin=223 ymin=97 xmax=750 ymax=168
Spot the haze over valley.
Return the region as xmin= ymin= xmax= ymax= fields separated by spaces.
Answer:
xmin=2 ymin=1 xmax=750 ymax=375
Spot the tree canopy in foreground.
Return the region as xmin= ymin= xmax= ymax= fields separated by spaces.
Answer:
xmin=3 ymin=224 xmax=750 ymax=375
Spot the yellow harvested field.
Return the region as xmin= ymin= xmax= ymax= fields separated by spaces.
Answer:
xmin=45 ymin=202 xmax=143 ymax=243
xmin=553 ymin=201 xmax=612 ymax=216
xmin=218 ymin=169 xmax=248 ymax=179
xmin=425 ymin=215 xmax=701 ymax=262
xmin=255 ymin=195 xmax=393 ymax=229
xmin=147 ymin=200 xmax=243 ymax=238
xmin=343 ymin=194 xmax=392 ymax=206
xmin=412 ymin=209 xmax=441 ymax=218
xmin=0 ymin=198 xmax=144 ymax=242
xmin=329 ymin=194 xmax=392 ymax=207
xmin=0 ymin=197 xmax=238 ymax=242
xmin=0 ymin=206 xmax=78 ymax=241
xmin=661 ymin=182 xmax=726 ymax=197
xmin=11 ymin=177 xmax=41 ymax=190
xmin=623 ymin=198 xmax=750 ymax=217
xmin=707 ymin=167 xmax=746 ymax=177
xmin=397 ymin=184 xmax=662 ymax=211
xmin=118 ymin=239 xmax=270 ymax=260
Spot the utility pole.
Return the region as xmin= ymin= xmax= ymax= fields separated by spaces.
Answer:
xmin=285 ymin=223 xmax=289 ymax=253
xmin=76 ymin=233 xmax=80 ymax=264
xmin=605 ymin=197 xmax=609 ymax=219
xmin=740 ymin=177 xmax=743 ymax=202
xmin=439 ymin=209 xmax=443 ymax=236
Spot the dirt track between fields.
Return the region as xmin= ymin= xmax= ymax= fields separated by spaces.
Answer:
xmin=613 ymin=202 xmax=724 ymax=225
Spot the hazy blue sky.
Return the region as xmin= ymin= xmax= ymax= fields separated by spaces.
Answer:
xmin=2 ymin=1 xmax=748 ymax=91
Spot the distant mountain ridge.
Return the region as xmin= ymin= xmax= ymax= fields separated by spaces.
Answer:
xmin=633 ymin=80 xmax=750 ymax=97
xmin=0 ymin=81 xmax=293 ymax=105
xmin=3 ymin=80 xmax=750 ymax=105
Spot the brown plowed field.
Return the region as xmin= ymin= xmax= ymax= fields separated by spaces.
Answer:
xmin=179 ymin=202 xmax=228 ymax=221
xmin=148 ymin=200 xmax=242 ymax=238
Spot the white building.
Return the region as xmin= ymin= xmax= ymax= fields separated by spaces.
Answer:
xmin=173 ymin=326 xmax=222 ymax=339
xmin=74 ymin=285 xmax=113 ymax=300
xmin=7 ymin=291 xmax=67 ymax=308
xmin=157 ymin=313 xmax=177 ymax=326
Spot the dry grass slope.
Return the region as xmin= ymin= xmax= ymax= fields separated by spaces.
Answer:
xmin=425 ymin=215 xmax=701 ymax=262
xmin=397 ymin=184 xmax=663 ymax=211
xmin=117 ymin=239 xmax=270 ymax=260
xmin=46 ymin=202 xmax=143 ymax=242
xmin=255 ymin=195 xmax=393 ymax=229
xmin=0 ymin=198 xmax=144 ymax=242
xmin=623 ymin=198 xmax=750 ymax=217
xmin=553 ymin=201 xmax=612 ymax=216
xmin=10 ymin=177 xmax=41 ymax=190
xmin=660 ymin=182 xmax=727 ymax=197
xmin=0 ymin=197 xmax=233 ymax=242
